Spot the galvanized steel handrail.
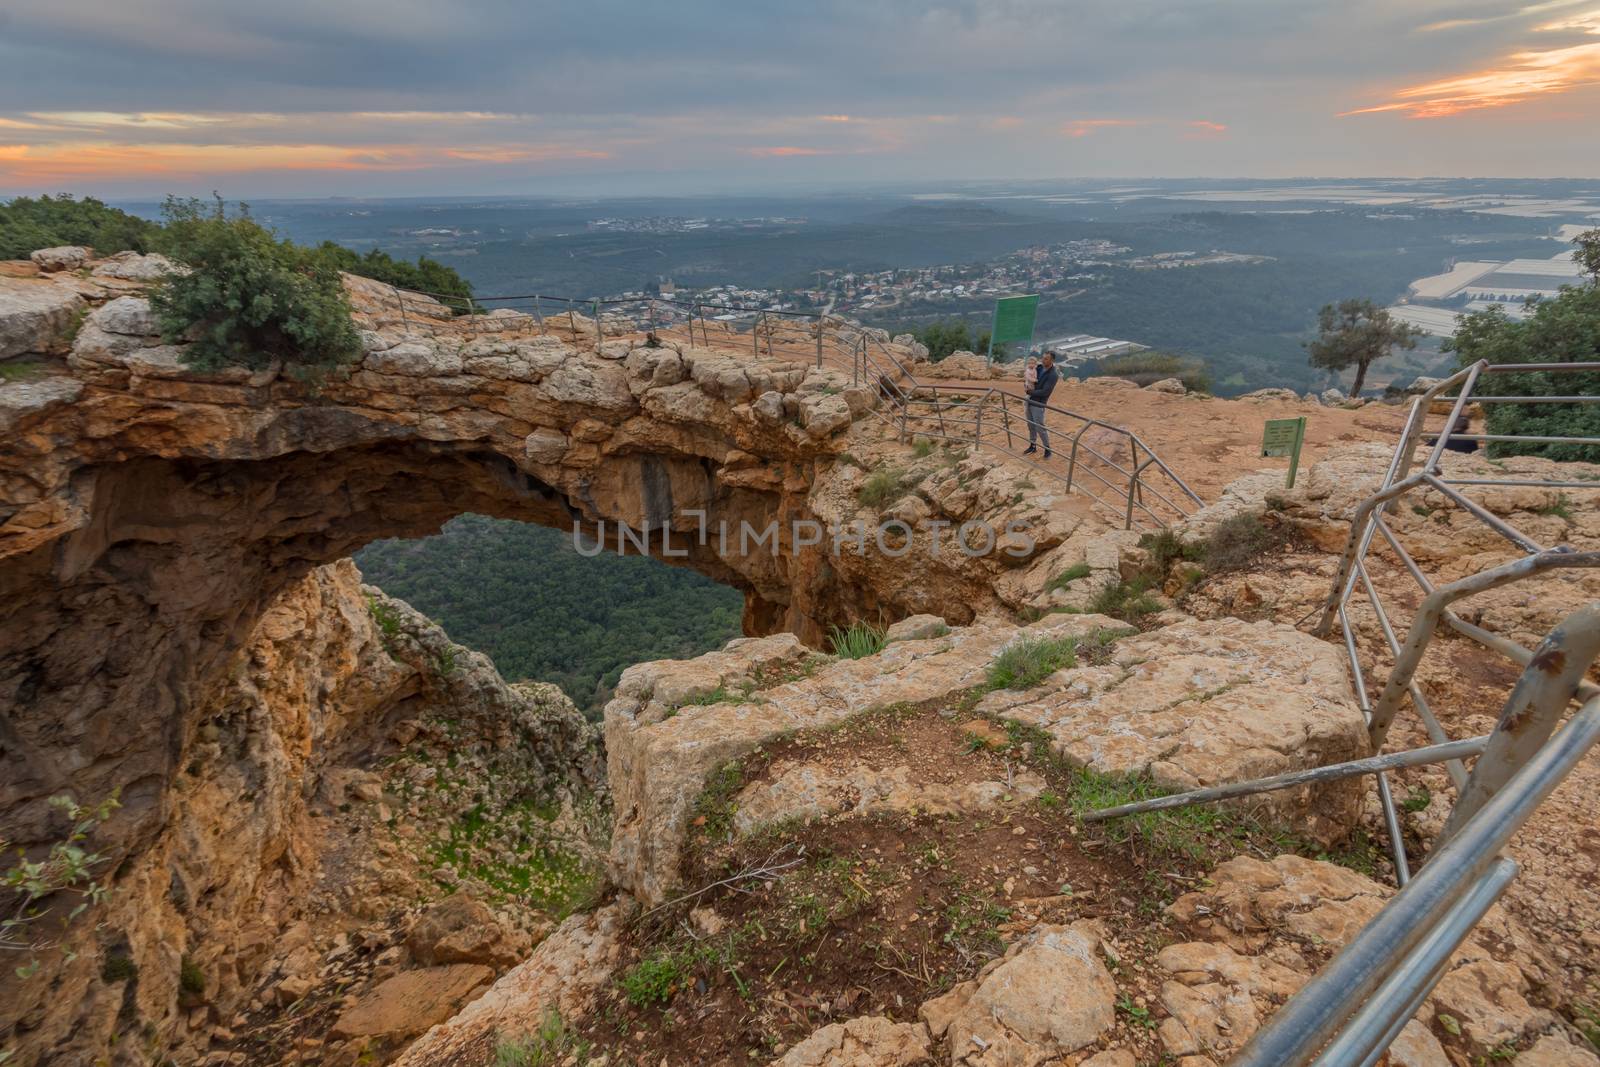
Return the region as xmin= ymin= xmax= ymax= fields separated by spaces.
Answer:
xmin=365 ymin=279 xmax=1205 ymax=530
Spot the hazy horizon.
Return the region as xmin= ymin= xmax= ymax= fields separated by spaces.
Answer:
xmin=3 ymin=1 xmax=1599 ymax=199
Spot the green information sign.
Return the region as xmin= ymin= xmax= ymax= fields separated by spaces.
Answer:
xmin=988 ymin=295 xmax=1039 ymax=361
xmin=1262 ymin=416 xmax=1308 ymax=488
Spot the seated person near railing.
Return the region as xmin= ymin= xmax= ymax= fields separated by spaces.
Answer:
xmin=1427 ymin=411 xmax=1479 ymax=455
xmin=1024 ymin=352 xmax=1059 ymax=459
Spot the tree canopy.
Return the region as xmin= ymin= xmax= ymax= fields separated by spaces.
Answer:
xmin=1304 ymin=298 xmax=1424 ymax=397
xmin=355 ymin=515 xmax=744 ymax=716
xmin=1445 ymin=229 xmax=1600 ymax=462
xmin=0 ymin=194 xmax=161 ymax=260
xmin=908 ymin=319 xmax=1010 ymax=362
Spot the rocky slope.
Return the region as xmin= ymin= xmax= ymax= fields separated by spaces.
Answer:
xmin=5 ymin=251 xmax=1599 ymax=1066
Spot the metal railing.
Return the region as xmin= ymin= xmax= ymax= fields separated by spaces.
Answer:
xmin=1081 ymin=359 xmax=1600 ymax=1063
xmin=354 ymin=279 xmax=1205 ymax=530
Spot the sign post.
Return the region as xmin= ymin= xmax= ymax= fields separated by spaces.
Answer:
xmin=988 ymin=295 xmax=1039 ymax=365
xmin=1261 ymin=416 xmax=1308 ymax=489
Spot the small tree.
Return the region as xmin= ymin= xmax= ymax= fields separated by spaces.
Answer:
xmin=3 ymin=793 xmax=119 ymax=979
xmin=1304 ymin=298 xmax=1424 ymax=397
xmin=1572 ymin=226 xmax=1600 ymax=281
xmin=152 ymin=196 xmax=362 ymax=374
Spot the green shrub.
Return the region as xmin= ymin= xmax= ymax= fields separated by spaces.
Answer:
xmin=987 ymin=635 xmax=1078 ymax=690
xmin=619 ymin=950 xmax=689 ymax=1007
xmin=312 ymin=242 xmax=475 ymax=309
xmin=1445 ymin=279 xmax=1600 ymax=462
xmin=495 ymin=1009 xmax=590 ymax=1066
xmin=151 ymin=196 xmax=362 ymax=375
xmin=2 ymin=793 xmax=120 ymax=978
xmin=857 ymin=466 xmax=914 ymax=510
xmin=1199 ymin=514 xmax=1284 ymax=573
xmin=100 ymin=953 xmax=137 ymax=983
xmin=828 ymin=621 xmax=887 ymax=660
xmin=1045 ymin=562 xmax=1092 ymax=593
xmin=1085 ymin=350 xmax=1211 ymax=393
xmin=1088 ymin=576 xmax=1162 ymax=624
xmin=178 ymin=956 xmax=205 ymax=995
xmin=0 ymin=194 xmax=160 ymax=260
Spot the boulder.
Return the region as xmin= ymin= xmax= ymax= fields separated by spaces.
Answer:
xmin=328 ymin=964 xmax=493 ymax=1041
xmin=92 ymin=251 xmax=178 ymax=281
xmin=406 ymin=892 xmax=528 ymax=968
xmin=1148 ymin=377 xmax=1187 ymax=394
xmin=1320 ymin=388 xmax=1345 ymax=405
xmin=0 ymin=378 xmax=84 ymax=435
xmin=0 ymin=277 xmax=86 ymax=358
xmin=392 ymin=907 xmax=624 ymax=1066
xmin=884 ymin=614 xmax=948 ymax=643
xmin=1238 ymin=387 xmax=1301 ymax=403
xmin=29 ymin=246 xmax=90 ymax=273
xmin=771 ymin=1016 xmax=931 ymax=1067
xmin=943 ymin=922 xmax=1118 ymax=1065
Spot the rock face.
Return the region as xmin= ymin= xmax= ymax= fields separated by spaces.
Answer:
xmin=606 ymin=612 xmax=1369 ymax=904
xmin=1159 ymin=854 xmax=1567 ymax=1063
xmin=0 ymin=560 xmax=600 ymax=1067
xmin=979 ymin=616 xmax=1367 ymax=839
xmin=0 ymin=262 xmax=1119 ymax=1063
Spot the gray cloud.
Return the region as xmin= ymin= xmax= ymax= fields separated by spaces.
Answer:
xmin=0 ymin=0 xmax=1595 ymax=195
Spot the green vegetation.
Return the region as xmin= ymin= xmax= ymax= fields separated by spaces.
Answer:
xmin=495 ymin=1010 xmax=591 ymax=1066
xmin=178 ymin=957 xmax=205 ymax=995
xmin=0 ymin=359 xmax=46 ymax=384
xmin=1447 ymin=233 xmax=1600 ymax=462
xmin=152 ymin=197 xmax=363 ymax=374
xmin=987 ymin=634 xmax=1079 ymax=690
xmin=2 ymin=793 xmax=119 ymax=979
xmin=99 ymin=953 xmax=137 ymax=984
xmin=313 ymin=242 xmax=475 ymax=306
xmin=1304 ymin=298 xmax=1425 ymax=397
xmin=355 ymin=515 xmax=743 ymax=716
xmin=828 ymin=621 xmax=887 ymax=660
xmin=0 ymin=194 xmax=160 ymax=260
xmin=427 ymin=799 xmax=602 ymax=917
xmin=1401 ymin=786 xmax=1432 ymax=813
xmin=857 ymin=465 xmax=919 ymax=510
xmin=1573 ymin=995 xmax=1600 ymax=1052
xmin=1084 ymin=350 xmax=1210 ymax=393
xmin=1535 ymin=495 xmax=1574 ymax=521
xmin=908 ymin=319 xmax=1009 ymax=362
xmin=1087 ymin=575 xmax=1162 ymax=625
xmin=1044 ymin=562 xmax=1091 ymax=592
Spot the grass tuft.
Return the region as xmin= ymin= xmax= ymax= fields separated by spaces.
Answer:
xmin=495 ymin=1010 xmax=591 ymax=1067
xmin=987 ymin=635 xmax=1078 ymax=691
xmin=828 ymin=621 xmax=888 ymax=660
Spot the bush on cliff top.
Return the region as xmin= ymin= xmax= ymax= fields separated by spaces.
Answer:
xmin=152 ymin=197 xmax=363 ymax=373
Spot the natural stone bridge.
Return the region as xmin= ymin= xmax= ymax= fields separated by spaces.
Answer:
xmin=0 ymin=263 xmax=1102 ymax=907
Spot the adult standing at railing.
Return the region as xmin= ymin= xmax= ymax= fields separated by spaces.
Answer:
xmin=1024 ymin=351 xmax=1059 ymax=459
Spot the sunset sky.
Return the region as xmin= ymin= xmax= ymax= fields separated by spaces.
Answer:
xmin=2 ymin=0 xmax=1598 ymax=197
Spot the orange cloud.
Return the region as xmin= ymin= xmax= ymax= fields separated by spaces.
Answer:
xmin=0 ymin=141 xmax=610 ymax=183
xmin=1061 ymin=118 xmax=1142 ymax=138
xmin=744 ymin=145 xmax=834 ymax=157
xmin=1186 ymin=120 xmax=1229 ymax=136
xmin=816 ymin=114 xmax=853 ymax=123
xmin=1346 ymin=6 xmax=1600 ymax=117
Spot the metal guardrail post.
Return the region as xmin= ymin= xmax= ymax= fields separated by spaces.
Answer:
xmin=1082 ymin=735 xmax=1489 ymax=823
xmin=532 ymin=294 xmax=545 ymax=335
xmin=1367 ymin=548 xmax=1600 ymax=751
xmin=593 ymin=299 xmax=603 ymax=348
xmin=1438 ymin=601 xmax=1600 ymax=843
